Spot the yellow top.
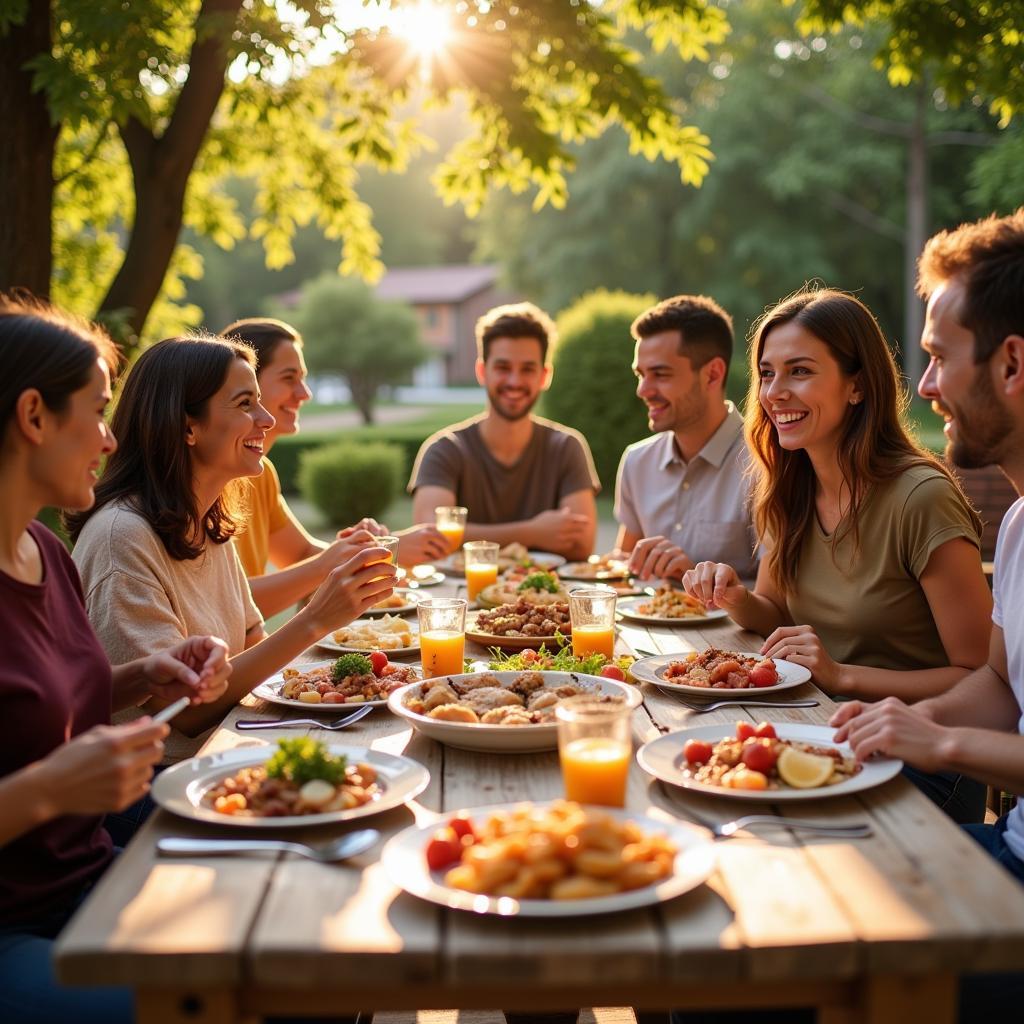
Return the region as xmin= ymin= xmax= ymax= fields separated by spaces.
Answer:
xmin=233 ymin=457 xmax=296 ymax=577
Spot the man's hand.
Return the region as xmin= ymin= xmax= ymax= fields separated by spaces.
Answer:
xmin=829 ymin=696 xmax=951 ymax=771
xmin=628 ymin=536 xmax=693 ymax=580
xmin=142 ymin=636 xmax=232 ymax=705
xmin=396 ymin=525 xmax=450 ymax=567
xmin=529 ymin=507 xmax=590 ymax=551
xmin=761 ymin=624 xmax=842 ymax=692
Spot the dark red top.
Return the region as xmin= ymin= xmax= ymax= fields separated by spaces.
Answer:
xmin=0 ymin=521 xmax=114 ymax=925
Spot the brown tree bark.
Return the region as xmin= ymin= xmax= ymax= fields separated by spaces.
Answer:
xmin=98 ymin=0 xmax=243 ymax=343
xmin=0 ymin=1 xmax=58 ymax=298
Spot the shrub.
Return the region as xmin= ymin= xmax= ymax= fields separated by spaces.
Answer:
xmin=542 ymin=289 xmax=657 ymax=491
xmin=298 ymin=442 xmax=404 ymax=527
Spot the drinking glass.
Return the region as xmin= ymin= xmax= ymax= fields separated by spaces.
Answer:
xmin=434 ymin=506 xmax=468 ymax=554
xmin=556 ymin=696 xmax=631 ymax=807
xmin=463 ymin=541 xmax=499 ymax=603
xmin=417 ymin=598 xmax=467 ymax=678
xmin=569 ymin=587 xmax=617 ymax=660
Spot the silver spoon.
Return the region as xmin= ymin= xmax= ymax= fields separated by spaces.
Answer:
xmin=156 ymin=828 xmax=380 ymax=863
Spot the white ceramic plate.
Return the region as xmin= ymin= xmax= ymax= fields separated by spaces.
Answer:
xmin=629 ymin=654 xmax=810 ymax=697
xmin=401 ymin=566 xmax=447 ymax=587
xmin=616 ymin=595 xmax=730 ymax=626
xmin=316 ymin=618 xmax=420 ymax=656
xmin=381 ymin=801 xmax=714 ymax=917
xmin=252 ymin=659 xmax=419 ymax=711
xmin=152 ymin=745 xmax=430 ymax=828
xmin=637 ymin=723 xmax=902 ymax=802
xmin=440 ymin=550 xmax=567 ymax=573
xmin=558 ymin=560 xmax=632 ymax=582
xmin=362 ymin=589 xmax=422 ymax=617
xmin=388 ymin=671 xmax=643 ymax=752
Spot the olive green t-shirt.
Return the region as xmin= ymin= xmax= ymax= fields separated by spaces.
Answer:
xmin=786 ymin=465 xmax=982 ymax=671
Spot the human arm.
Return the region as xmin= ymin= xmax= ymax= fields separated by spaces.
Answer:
xmin=614 ymin=524 xmax=641 ymax=556
xmin=109 ymin=636 xmax=232 ymax=712
xmin=628 ymin=536 xmax=694 ymax=580
xmin=0 ymin=718 xmax=167 ymax=846
xmin=764 ymin=537 xmax=991 ymax=700
xmin=395 ymin=524 xmax=450 ymax=567
xmin=682 ymin=556 xmax=790 ymax=637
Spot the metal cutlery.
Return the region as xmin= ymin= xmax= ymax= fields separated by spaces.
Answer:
xmin=157 ymin=828 xmax=380 ymax=863
xmin=674 ymin=698 xmax=820 ymax=714
xmin=235 ymin=705 xmax=374 ymax=731
xmin=668 ymin=801 xmax=873 ymax=840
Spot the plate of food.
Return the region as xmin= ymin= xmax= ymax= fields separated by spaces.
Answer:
xmin=388 ymin=670 xmax=642 ymax=752
xmin=381 ymin=799 xmax=714 ymax=917
xmin=637 ymin=722 xmax=902 ymax=801
xmin=152 ymin=738 xmax=430 ymax=828
xmin=558 ymin=556 xmax=632 ymax=582
xmin=629 ymin=649 xmax=809 ymax=696
xmin=252 ymin=655 xmax=421 ymax=710
xmin=317 ymin=614 xmax=419 ymax=655
xmin=476 ymin=568 xmax=570 ymax=610
xmin=441 ymin=543 xmax=566 ymax=574
xmin=465 ymin=601 xmax=573 ymax=650
xmin=401 ymin=565 xmax=446 ymax=587
xmin=617 ymin=588 xmax=730 ymax=625
xmin=363 ymin=588 xmax=422 ymax=616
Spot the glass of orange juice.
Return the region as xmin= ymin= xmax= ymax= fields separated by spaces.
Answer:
xmin=417 ymin=597 xmax=467 ymax=679
xmin=365 ymin=535 xmax=400 ymax=581
xmin=568 ymin=587 xmax=617 ymax=660
xmin=556 ymin=696 xmax=631 ymax=807
xmin=434 ymin=506 xmax=468 ymax=553
xmin=463 ymin=540 xmax=499 ymax=604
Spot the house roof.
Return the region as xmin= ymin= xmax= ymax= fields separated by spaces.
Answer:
xmin=375 ymin=264 xmax=499 ymax=304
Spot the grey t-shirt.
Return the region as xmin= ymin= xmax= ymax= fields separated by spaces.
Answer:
xmin=408 ymin=414 xmax=600 ymax=524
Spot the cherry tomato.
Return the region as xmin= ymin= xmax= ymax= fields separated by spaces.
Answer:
xmin=369 ymin=651 xmax=389 ymax=676
xmin=683 ymin=739 xmax=714 ymax=765
xmin=600 ymin=665 xmax=626 ymax=681
xmin=753 ymin=721 xmax=777 ymax=739
xmin=740 ymin=738 xmax=778 ymax=775
xmin=448 ymin=815 xmax=477 ymax=841
xmin=735 ymin=721 xmax=757 ymax=742
xmin=749 ymin=663 xmax=779 ymax=688
xmin=425 ymin=829 xmax=462 ymax=871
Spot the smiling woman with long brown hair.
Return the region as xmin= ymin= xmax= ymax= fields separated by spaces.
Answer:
xmin=682 ymin=286 xmax=992 ymax=822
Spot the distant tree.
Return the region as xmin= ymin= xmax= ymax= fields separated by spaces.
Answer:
xmin=286 ymin=275 xmax=426 ymax=425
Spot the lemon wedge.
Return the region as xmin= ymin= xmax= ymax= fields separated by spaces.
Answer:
xmin=777 ymin=747 xmax=835 ymax=789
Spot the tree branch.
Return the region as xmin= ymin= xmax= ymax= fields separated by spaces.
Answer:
xmin=821 ymin=188 xmax=904 ymax=243
xmin=800 ymin=84 xmax=911 ymax=138
xmin=927 ymin=130 xmax=999 ymax=148
xmin=54 ymin=118 xmax=113 ymax=186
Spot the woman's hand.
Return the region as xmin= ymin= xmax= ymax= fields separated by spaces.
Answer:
xmin=761 ymin=624 xmax=842 ymax=691
xmin=141 ymin=635 xmax=232 ymax=705
xmin=38 ymin=719 xmax=167 ymax=817
xmin=396 ymin=525 xmax=450 ymax=567
xmin=628 ymin=536 xmax=692 ymax=580
xmin=681 ymin=561 xmax=748 ymax=612
xmin=338 ymin=518 xmax=388 ymax=539
xmin=303 ymin=546 xmax=399 ymax=634
xmin=829 ymin=697 xmax=950 ymax=771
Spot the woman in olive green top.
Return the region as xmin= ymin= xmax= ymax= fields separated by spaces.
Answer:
xmin=682 ymin=288 xmax=992 ymax=822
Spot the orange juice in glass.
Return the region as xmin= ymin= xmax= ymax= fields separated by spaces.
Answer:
xmin=569 ymin=587 xmax=617 ymax=661
xmin=365 ymin=535 xmax=400 ymax=584
xmin=556 ymin=697 xmax=631 ymax=807
xmin=435 ymin=506 xmax=468 ymax=554
xmin=463 ymin=540 xmax=499 ymax=603
xmin=417 ymin=598 xmax=467 ymax=679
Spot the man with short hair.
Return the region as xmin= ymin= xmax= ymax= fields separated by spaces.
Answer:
xmin=615 ymin=294 xmax=757 ymax=581
xmin=409 ymin=302 xmax=599 ymax=561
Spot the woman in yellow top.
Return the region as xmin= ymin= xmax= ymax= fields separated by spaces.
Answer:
xmin=222 ymin=318 xmax=450 ymax=617
xmin=682 ymin=287 xmax=992 ymax=822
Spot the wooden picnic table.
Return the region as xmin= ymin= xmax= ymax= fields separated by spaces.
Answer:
xmin=56 ymin=577 xmax=1024 ymax=1024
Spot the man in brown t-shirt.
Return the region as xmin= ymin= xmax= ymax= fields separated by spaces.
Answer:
xmin=409 ymin=302 xmax=599 ymax=560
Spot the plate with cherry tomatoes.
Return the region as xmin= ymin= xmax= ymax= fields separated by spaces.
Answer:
xmin=628 ymin=651 xmax=809 ymax=697
xmin=637 ymin=722 xmax=902 ymax=801
xmin=252 ymin=655 xmax=420 ymax=712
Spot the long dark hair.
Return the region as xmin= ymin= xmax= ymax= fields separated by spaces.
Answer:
xmin=746 ymin=287 xmax=971 ymax=594
xmin=221 ymin=317 xmax=301 ymax=374
xmin=68 ymin=334 xmax=255 ymax=560
xmin=0 ymin=291 xmax=119 ymax=433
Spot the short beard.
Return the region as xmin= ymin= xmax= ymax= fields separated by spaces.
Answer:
xmin=490 ymin=392 xmax=539 ymax=422
xmin=948 ymin=368 xmax=1015 ymax=470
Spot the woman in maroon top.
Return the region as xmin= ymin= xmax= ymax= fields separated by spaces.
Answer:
xmin=0 ymin=295 xmax=232 ymax=1024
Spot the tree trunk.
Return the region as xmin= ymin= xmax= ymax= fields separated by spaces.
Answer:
xmin=0 ymin=1 xmax=57 ymax=298
xmin=98 ymin=0 xmax=242 ymax=344
xmin=349 ymin=378 xmax=377 ymax=425
xmin=902 ymin=80 xmax=929 ymax=385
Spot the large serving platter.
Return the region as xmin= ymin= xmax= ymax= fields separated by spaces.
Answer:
xmin=152 ymin=745 xmax=429 ymax=828
xmin=465 ymin=609 xmax=568 ymax=651
xmin=381 ymin=801 xmax=714 ymax=917
xmin=637 ymin=723 xmax=902 ymax=802
xmin=388 ymin=670 xmax=642 ymax=752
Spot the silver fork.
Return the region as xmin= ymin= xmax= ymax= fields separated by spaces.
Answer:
xmin=235 ymin=705 xmax=374 ymax=731
xmin=156 ymin=829 xmax=380 ymax=863
xmin=673 ymin=698 xmax=820 ymax=714
xmin=669 ymin=799 xmax=873 ymax=840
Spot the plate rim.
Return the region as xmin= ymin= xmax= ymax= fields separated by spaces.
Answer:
xmin=251 ymin=658 xmax=416 ymax=712
xmin=629 ymin=653 xmax=810 ymax=696
xmin=616 ymin=595 xmax=731 ymax=626
xmin=151 ymin=744 xmax=430 ymax=828
xmin=317 ymin=615 xmax=421 ymax=656
xmin=380 ymin=800 xmax=715 ymax=916
xmin=636 ymin=722 xmax=902 ymax=801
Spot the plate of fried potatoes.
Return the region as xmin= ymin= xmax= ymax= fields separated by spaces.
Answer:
xmin=381 ymin=800 xmax=714 ymax=916
xmin=317 ymin=615 xmax=419 ymax=655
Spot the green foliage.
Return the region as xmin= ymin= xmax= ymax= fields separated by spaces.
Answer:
xmin=298 ymin=441 xmax=404 ymax=527
xmin=331 ymin=654 xmax=374 ymax=682
xmin=284 ymin=274 xmax=426 ymax=424
xmin=265 ymin=737 xmax=348 ymax=786
xmin=542 ymin=289 xmax=656 ymax=491
xmin=518 ymin=572 xmax=559 ymax=594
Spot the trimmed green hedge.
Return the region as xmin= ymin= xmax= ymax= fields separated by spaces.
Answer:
xmin=298 ymin=441 xmax=405 ymax=526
